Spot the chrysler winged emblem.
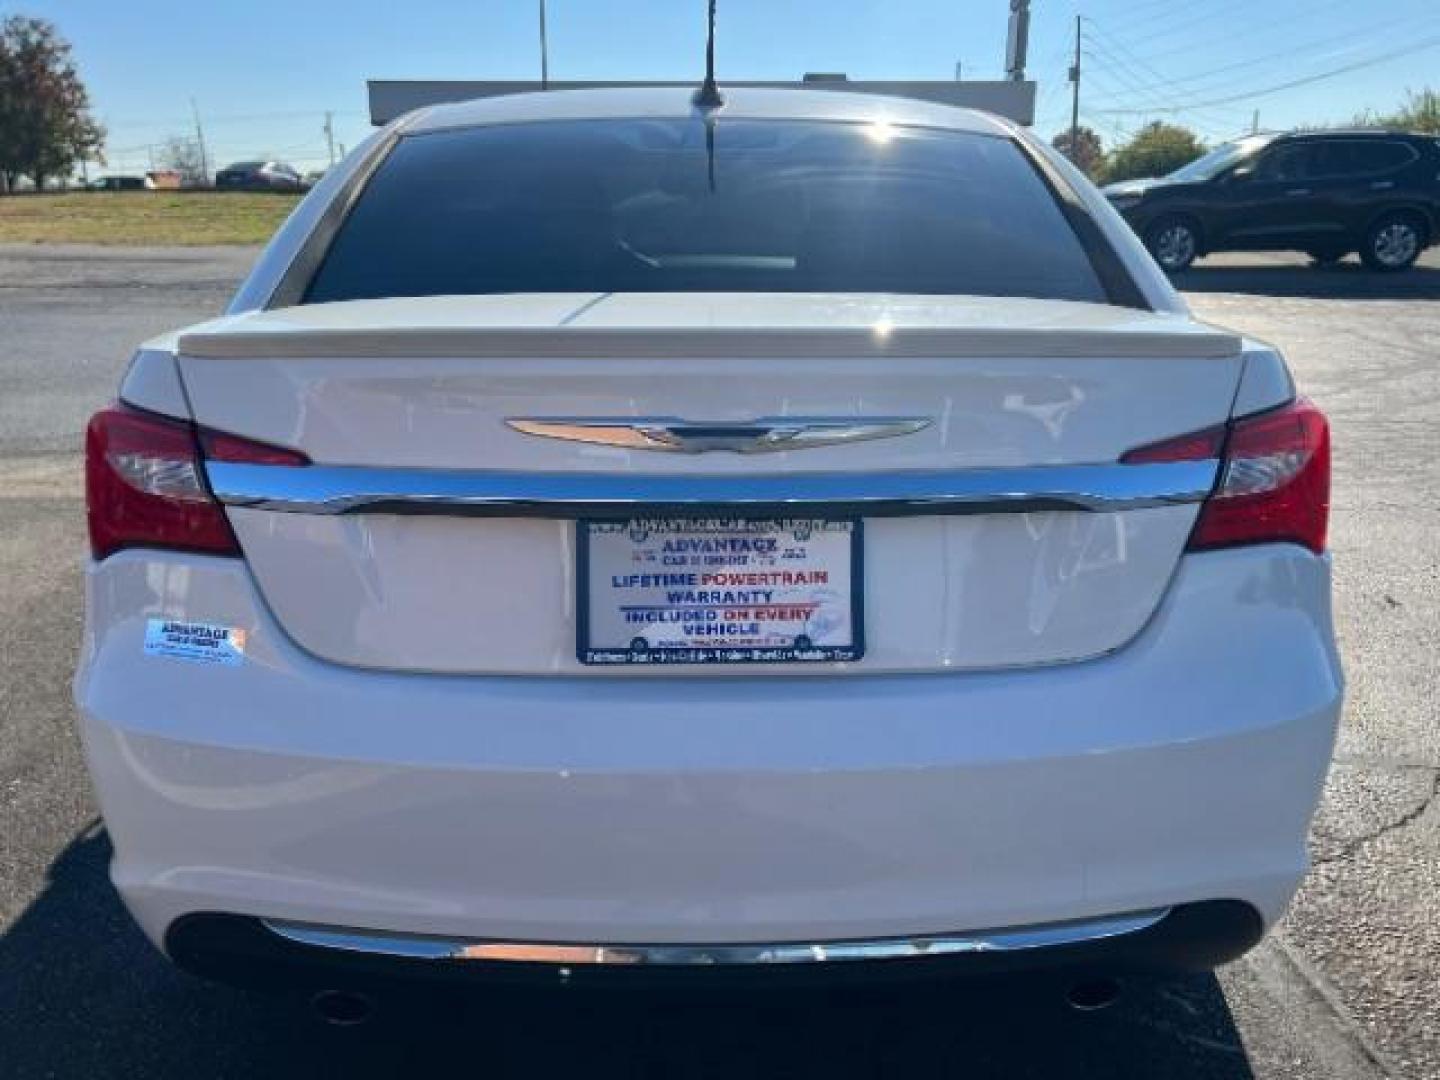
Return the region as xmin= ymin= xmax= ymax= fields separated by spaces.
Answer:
xmin=505 ymin=417 xmax=932 ymax=454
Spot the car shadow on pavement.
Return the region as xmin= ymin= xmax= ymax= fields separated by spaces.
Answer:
xmin=0 ymin=825 xmax=1258 ymax=1079
xmin=1174 ymin=260 xmax=1440 ymax=300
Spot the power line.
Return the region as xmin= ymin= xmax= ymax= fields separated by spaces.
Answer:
xmin=1041 ymin=12 xmax=1251 ymax=142
xmin=1075 ymin=24 xmax=1254 ymax=135
xmin=1090 ymin=32 xmax=1440 ymax=115
xmin=1081 ymin=41 xmax=1250 ymax=127
xmin=1088 ymin=5 xmax=1439 ymax=94
xmin=1077 ymin=8 xmax=1440 ymax=139
xmin=1100 ymin=0 xmax=1361 ymax=68
xmin=1090 ymin=0 xmax=1279 ymax=41
xmin=101 ymin=108 xmax=364 ymax=132
xmin=1103 ymin=0 xmax=1289 ymax=54
xmin=1041 ymin=4 xmax=1432 ymax=143
xmin=267 ymin=137 xmax=329 ymax=156
xmin=1033 ymin=38 xmax=1078 ymax=113
xmin=1102 ymin=0 xmax=1202 ymax=31
xmin=1081 ymin=22 xmax=1268 ymax=117
xmin=1075 ymin=89 xmax=1242 ymax=143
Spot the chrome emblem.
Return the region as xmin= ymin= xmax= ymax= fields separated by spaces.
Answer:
xmin=505 ymin=417 xmax=932 ymax=454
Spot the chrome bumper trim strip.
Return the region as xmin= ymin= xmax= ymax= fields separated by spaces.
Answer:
xmin=206 ymin=460 xmax=1217 ymax=518
xmin=261 ymin=908 xmax=1172 ymax=966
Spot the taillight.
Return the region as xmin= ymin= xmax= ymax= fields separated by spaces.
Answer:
xmin=1192 ymin=399 xmax=1330 ymax=554
xmin=199 ymin=429 xmax=310 ymax=466
xmin=1116 ymin=424 xmax=1226 ymax=464
xmin=1122 ymin=398 xmax=1330 ymax=555
xmin=85 ymin=403 xmax=308 ymax=560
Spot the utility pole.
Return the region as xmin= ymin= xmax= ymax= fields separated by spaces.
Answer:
xmin=324 ymin=111 xmax=336 ymax=167
xmin=190 ymin=98 xmax=210 ymax=187
xmin=1006 ymin=0 xmax=1031 ymax=82
xmin=1251 ymin=109 xmax=1260 ymax=134
xmin=538 ymin=0 xmax=549 ymax=90
xmin=1069 ymin=15 xmax=1082 ymax=156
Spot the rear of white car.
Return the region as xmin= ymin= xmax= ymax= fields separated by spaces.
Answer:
xmin=74 ymin=89 xmax=1341 ymax=993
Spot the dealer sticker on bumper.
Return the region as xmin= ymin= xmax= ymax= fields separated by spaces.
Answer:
xmin=144 ymin=618 xmax=246 ymax=666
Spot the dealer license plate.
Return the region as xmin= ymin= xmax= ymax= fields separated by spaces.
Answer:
xmin=577 ymin=517 xmax=864 ymax=665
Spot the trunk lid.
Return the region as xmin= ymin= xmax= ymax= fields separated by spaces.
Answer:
xmin=175 ymin=293 xmax=1241 ymax=674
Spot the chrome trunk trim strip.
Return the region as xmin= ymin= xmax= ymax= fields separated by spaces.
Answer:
xmin=505 ymin=416 xmax=933 ymax=454
xmin=261 ymin=908 xmax=1171 ymax=966
xmin=206 ymin=460 xmax=1217 ymax=518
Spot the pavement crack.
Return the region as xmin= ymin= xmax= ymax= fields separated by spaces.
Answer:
xmin=1312 ymin=766 xmax=1440 ymax=868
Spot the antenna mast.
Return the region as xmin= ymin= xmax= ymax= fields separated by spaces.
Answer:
xmin=693 ymin=0 xmax=723 ymax=108
xmin=538 ymin=0 xmax=550 ymax=90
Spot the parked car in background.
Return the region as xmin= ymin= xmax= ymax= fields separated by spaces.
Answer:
xmin=92 ymin=175 xmax=151 ymax=191
xmin=1105 ymin=130 xmax=1440 ymax=272
xmin=78 ymin=88 xmax=1340 ymax=1009
xmin=215 ymin=160 xmax=305 ymax=192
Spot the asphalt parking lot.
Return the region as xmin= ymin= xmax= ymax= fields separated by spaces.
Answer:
xmin=1 ymin=243 xmax=1436 ymax=1078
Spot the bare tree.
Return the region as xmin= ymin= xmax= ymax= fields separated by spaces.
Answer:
xmin=157 ymin=136 xmax=208 ymax=187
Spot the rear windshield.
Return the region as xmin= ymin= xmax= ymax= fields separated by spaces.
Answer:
xmin=304 ymin=119 xmax=1106 ymax=305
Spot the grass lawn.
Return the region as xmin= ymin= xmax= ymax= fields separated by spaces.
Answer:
xmin=0 ymin=191 xmax=302 ymax=245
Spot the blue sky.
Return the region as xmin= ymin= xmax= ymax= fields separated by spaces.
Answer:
xmin=20 ymin=0 xmax=1440 ymax=174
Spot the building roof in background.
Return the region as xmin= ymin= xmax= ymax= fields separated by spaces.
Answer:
xmin=370 ymin=80 xmax=1037 ymax=129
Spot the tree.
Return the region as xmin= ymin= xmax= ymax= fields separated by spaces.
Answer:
xmin=1358 ymin=88 xmax=1440 ymax=134
xmin=0 ymin=16 xmax=105 ymax=192
xmin=157 ymin=135 xmax=207 ymax=187
xmin=1052 ymin=126 xmax=1104 ymax=179
xmin=1101 ymin=122 xmax=1205 ymax=185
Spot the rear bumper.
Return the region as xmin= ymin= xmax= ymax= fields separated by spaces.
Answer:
xmin=75 ymin=544 xmax=1341 ymax=965
xmin=166 ymin=901 xmax=1264 ymax=993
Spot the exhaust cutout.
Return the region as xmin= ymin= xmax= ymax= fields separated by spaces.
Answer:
xmin=1065 ymin=978 xmax=1122 ymax=1012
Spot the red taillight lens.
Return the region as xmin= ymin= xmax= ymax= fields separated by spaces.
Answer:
xmin=1190 ymin=398 xmax=1330 ymax=555
xmin=1118 ymin=425 xmax=1227 ymax=464
xmin=199 ymin=429 xmax=310 ymax=466
xmin=1122 ymin=398 xmax=1331 ymax=555
xmin=85 ymin=405 xmax=310 ymax=561
xmin=86 ymin=404 xmax=237 ymax=560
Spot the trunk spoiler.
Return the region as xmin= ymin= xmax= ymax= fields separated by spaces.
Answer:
xmin=178 ymin=325 xmax=1242 ymax=361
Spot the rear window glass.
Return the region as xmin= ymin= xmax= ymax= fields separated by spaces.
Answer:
xmin=1307 ymin=140 xmax=1417 ymax=178
xmin=1344 ymin=141 xmax=1417 ymax=174
xmin=304 ymin=119 xmax=1106 ymax=305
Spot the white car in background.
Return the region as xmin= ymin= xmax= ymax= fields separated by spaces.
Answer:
xmin=76 ymin=87 xmax=1341 ymax=1015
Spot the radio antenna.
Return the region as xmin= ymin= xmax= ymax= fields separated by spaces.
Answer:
xmin=693 ymin=0 xmax=724 ymax=108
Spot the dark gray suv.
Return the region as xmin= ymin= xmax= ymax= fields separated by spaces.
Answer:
xmin=1104 ymin=131 xmax=1440 ymax=272
xmin=214 ymin=160 xmax=305 ymax=192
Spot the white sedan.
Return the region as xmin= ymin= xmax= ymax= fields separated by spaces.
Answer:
xmin=75 ymin=87 xmax=1340 ymax=1012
